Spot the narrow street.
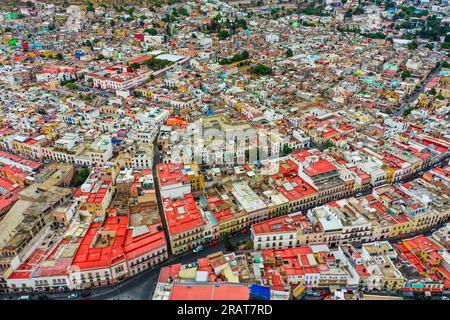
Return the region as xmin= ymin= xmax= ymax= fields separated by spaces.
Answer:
xmin=394 ymin=65 xmax=441 ymax=116
xmin=0 ymin=150 xmax=447 ymax=301
xmin=151 ymin=138 xmax=172 ymax=260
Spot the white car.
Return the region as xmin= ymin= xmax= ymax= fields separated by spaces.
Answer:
xmin=67 ymin=293 xmax=78 ymax=299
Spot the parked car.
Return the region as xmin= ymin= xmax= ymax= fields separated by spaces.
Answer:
xmin=38 ymin=295 xmax=49 ymax=300
xmin=241 ymin=228 xmax=249 ymax=234
xmin=18 ymin=295 xmax=31 ymax=300
xmin=193 ymin=245 xmax=204 ymax=253
xmin=67 ymin=293 xmax=78 ymax=299
xmin=81 ymin=291 xmax=91 ymax=297
xmin=441 ymin=296 xmax=449 ymax=301
xmin=209 ymin=240 xmax=218 ymax=246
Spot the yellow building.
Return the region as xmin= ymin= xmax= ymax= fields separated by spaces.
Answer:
xmin=186 ymin=163 xmax=204 ymax=191
xmin=12 ymin=137 xmax=45 ymax=160
xmin=384 ymin=166 xmax=395 ymax=183
xmin=136 ymin=88 xmax=152 ymax=99
xmin=215 ymin=210 xmax=248 ymax=237
xmin=39 ymin=50 xmax=55 ymax=59
xmin=436 ymin=77 xmax=450 ymax=98
xmin=234 ymin=102 xmax=244 ymax=114
xmin=42 ymin=122 xmax=61 ymax=139
xmin=388 ymin=219 xmax=416 ymax=238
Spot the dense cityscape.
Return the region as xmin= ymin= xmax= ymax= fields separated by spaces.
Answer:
xmin=0 ymin=0 xmax=449 ymax=303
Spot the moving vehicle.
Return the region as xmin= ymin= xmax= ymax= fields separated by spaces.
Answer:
xmin=193 ymin=245 xmax=204 ymax=253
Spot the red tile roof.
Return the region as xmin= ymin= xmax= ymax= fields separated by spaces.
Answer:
xmin=274 ymin=176 xmax=317 ymax=201
xmin=123 ymin=224 xmax=166 ymax=260
xmin=74 ymin=180 xmax=111 ymax=204
xmin=71 ymin=217 xmax=129 ymax=271
xmin=304 ymin=159 xmax=337 ymax=176
xmin=157 ymin=163 xmax=189 ymax=187
xmin=170 ymin=284 xmax=250 ymax=300
xmin=0 ymin=150 xmax=41 ymax=170
xmin=163 ymin=193 xmax=204 ymax=235
xmin=158 ymin=264 xmax=182 ymax=283
xmin=252 ymin=214 xmax=305 ymax=235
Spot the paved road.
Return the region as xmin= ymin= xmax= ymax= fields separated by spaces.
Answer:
xmin=94 ymin=232 xmax=251 ymax=300
xmin=151 ymin=139 xmax=172 ymax=259
xmin=0 ymin=232 xmax=250 ymax=301
xmin=3 ymin=155 xmax=446 ymax=301
xmin=76 ymin=155 xmax=447 ymax=300
xmin=1 ymin=126 xmax=447 ymax=301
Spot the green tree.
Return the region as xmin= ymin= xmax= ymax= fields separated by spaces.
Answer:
xmin=442 ymin=42 xmax=450 ymax=50
xmin=364 ymin=32 xmax=387 ymax=39
xmin=145 ymin=58 xmax=173 ymax=71
xmin=224 ymin=236 xmax=235 ymax=252
xmin=144 ymin=28 xmax=158 ymax=35
xmin=164 ymin=24 xmax=172 ymax=40
xmin=322 ymin=140 xmax=335 ymax=149
xmin=403 ymin=106 xmax=415 ymax=116
xmin=283 ymin=144 xmax=293 ymax=154
xmin=250 ymin=64 xmax=273 ymax=76
xmin=73 ymin=168 xmax=90 ymax=187
xmin=218 ymin=30 xmax=230 ymax=40
xmin=86 ymin=3 xmax=94 ymax=12
xmin=179 ymin=7 xmax=189 ymax=16
xmin=236 ymin=19 xmax=247 ymax=30
xmin=243 ymin=240 xmax=253 ymax=250
xmin=285 ymin=48 xmax=293 ymax=58
xmin=408 ymin=41 xmax=418 ymax=50
xmin=219 ymin=51 xmax=249 ymax=65
xmin=401 ymin=70 xmax=412 ymax=80
xmin=65 ymin=82 xmax=78 ymax=90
